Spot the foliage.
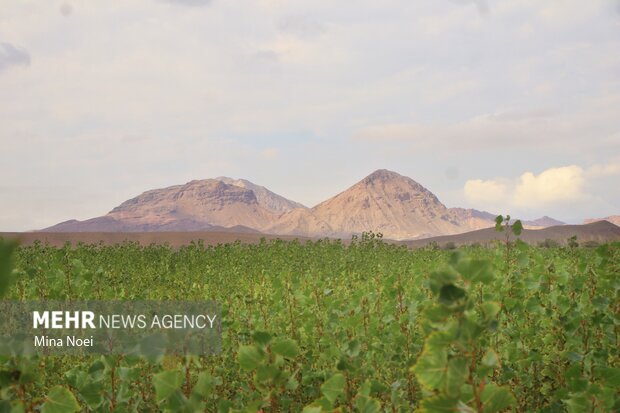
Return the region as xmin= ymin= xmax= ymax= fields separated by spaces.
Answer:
xmin=0 ymin=236 xmax=617 ymax=412
xmin=0 ymin=238 xmax=18 ymax=297
xmin=539 ymin=239 xmax=561 ymax=248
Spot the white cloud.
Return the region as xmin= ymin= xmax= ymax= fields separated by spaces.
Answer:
xmin=464 ymin=179 xmax=508 ymax=204
xmin=586 ymin=160 xmax=620 ymax=177
xmin=514 ymin=166 xmax=585 ymax=206
xmin=463 ymin=164 xmax=601 ymax=215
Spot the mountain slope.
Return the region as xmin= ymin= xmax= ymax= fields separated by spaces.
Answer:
xmin=42 ymin=170 xmax=566 ymax=239
xmin=266 ymin=208 xmax=334 ymax=237
xmin=268 ymin=170 xmax=496 ymax=239
xmin=216 ymin=177 xmax=306 ymax=213
xmin=45 ymin=179 xmax=279 ymax=232
xmin=445 ymin=208 xmax=496 ymax=231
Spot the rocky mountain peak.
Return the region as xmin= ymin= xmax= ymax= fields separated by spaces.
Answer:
xmin=215 ymin=176 xmax=306 ymax=213
xmin=363 ymin=169 xmax=401 ymax=182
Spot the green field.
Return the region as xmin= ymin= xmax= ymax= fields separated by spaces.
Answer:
xmin=0 ymin=235 xmax=618 ymax=412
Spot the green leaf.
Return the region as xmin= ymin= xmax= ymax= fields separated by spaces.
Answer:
xmin=216 ymin=399 xmax=233 ymax=413
xmin=252 ymin=331 xmax=272 ymax=347
xmin=439 ymin=284 xmax=466 ymax=305
xmin=480 ymin=302 xmax=501 ymax=321
xmin=456 ymin=259 xmax=494 ymax=285
xmin=271 ymin=338 xmax=300 ymax=358
xmin=118 ymin=367 xmax=139 ymax=381
xmin=286 ymin=373 xmax=299 ymax=390
xmin=12 ymin=403 xmax=26 ymax=413
xmin=425 ymin=305 xmax=455 ymax=322
xmin=346 ymin=339 xmax=361 ymax=358
xmin=238 ymin=345 xmax=264 ymax=371
xmin=599 ymin=367 xmax=620 ymax=387
xmin=152 ymin=370 xmax=183 ymax=402
xmin=564 ymin=394 xmax=590 ymax=413
xmin=193 ymin=371 xmax=215 ymax=398
xmin=511 ymin=220 xmax=523 ymax=236
xmin=321 ymin=373 xmax=345 ymax=404
xmin=355 ymin=396 xmax=381 ymax=413
xmin=356 ymin=380 xmax=371 ymax=397
xmin=412 ymin=347 xmax=447 ymax=390
xmin=256 ymin=364 xmax=279 ymax=382
xmin=494 ymin=216 xmax=504 ymax=232
xmin=481 ymin=384 xmax=515 ymax=413
xmin=459 ymin=316 xmax=484 ymax=341
xmin=302 ymin=406 xmax=322 ymax=413
xmin=446 ymin=357 xmax=468 ymax=397
xmin=482 ymin=349 xmax=499 ymax=367
xmin=163 ymin=390 xmax=190 ymax=411
xmin=76 ymin=382 xmax=103 ymax=409
xmin=41 ymin=386 xmax=80 ymax=413
xmin=516 ymin=252 xmax=529 ymax=267
xmin=418 ymin=394 xmax=459 ymax=412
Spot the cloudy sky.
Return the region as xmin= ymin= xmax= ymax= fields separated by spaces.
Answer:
xmin=1 ymin=0 xmax=619 ymax=231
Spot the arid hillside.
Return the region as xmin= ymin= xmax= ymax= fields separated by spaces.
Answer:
xmin=42 ymin=170 xmax=571 ymax=240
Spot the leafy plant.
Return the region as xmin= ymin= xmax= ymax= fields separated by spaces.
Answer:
xmin=0 ymin=237 xmax=617 ymax=411
xmin=412 ymin=252 xmax=514 ymax=412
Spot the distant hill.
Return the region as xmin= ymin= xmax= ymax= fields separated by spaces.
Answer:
xmin=584 ymin=215 xmax=620 ymax=227
xmin=41 ymin=170 xmax=565 ymax=239
xmin=523 ymin=216 xmax=565 ymax=228
xmin=403 ymin=220 xmax=620 ymax=247
xmin=6 ymin=221 xmax=618 ymax=248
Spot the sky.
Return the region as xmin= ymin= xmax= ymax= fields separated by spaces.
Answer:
xmin=1 ymin=0 xmax=619 ymax=231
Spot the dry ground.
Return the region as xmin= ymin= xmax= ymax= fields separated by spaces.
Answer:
xmin=1 ymin=221 xmax=618 ymax=248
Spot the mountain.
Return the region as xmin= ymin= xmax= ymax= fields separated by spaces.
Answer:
xmin=583 ymin=215 xmax=620 ymax=227
xmin=45 ymin=179 xmax=279 ymax=232
xmin=215 ymin=177 xmax=306 ymax=213
xmin=445 ymin=208 xmax=497 ymax=231
xmin=523 ymin=216 xmax=565 ymax=229
xmin=267 ymin=169 xmax=497 ymax=239
xmin=265 ymin=207 xmax=334 ymax=237
xmin=42 ymin=170 xmax=564 ymax=239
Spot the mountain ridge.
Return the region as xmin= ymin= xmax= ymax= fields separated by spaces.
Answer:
xmin=42 ymin=170 xmax=569 ymax=240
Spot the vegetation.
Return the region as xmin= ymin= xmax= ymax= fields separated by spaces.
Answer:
xmin=0 ymin=234 xmax=618 ymax=412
